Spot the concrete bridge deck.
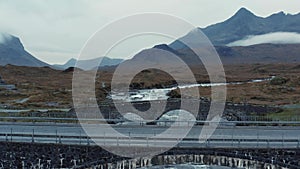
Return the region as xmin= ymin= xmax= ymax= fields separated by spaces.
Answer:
xmin=0 ymin=122 xmax=300 ymax=149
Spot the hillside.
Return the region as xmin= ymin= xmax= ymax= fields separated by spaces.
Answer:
xmin=126 ymin=43 xmax=300 ymax=66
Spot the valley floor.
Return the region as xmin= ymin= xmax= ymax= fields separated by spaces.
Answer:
xmin=0 ymin=63 xmax=299 ymax=109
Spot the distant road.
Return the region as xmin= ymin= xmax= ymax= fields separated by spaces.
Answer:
xmin=0 ymin=122 xmax=299 ymax=148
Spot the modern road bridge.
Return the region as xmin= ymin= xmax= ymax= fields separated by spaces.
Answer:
xmin=0 ymin=121 xmax=299 ymax=168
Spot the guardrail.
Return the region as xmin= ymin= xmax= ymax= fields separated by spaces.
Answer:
xmin=0 ymin=131 xmax=299 ymax=149
xmin=0 ymin=118 xmax=299 ymax=148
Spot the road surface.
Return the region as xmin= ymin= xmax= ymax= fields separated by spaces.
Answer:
xmin=0 ymin=122 xmax=299 ymax=148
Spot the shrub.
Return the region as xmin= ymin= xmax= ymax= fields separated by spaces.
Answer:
xmin=270 ymin=76 xmax=288 ymax=85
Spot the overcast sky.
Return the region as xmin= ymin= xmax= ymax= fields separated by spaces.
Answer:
xmin=0 ymin=0 xmax=300 ymax=64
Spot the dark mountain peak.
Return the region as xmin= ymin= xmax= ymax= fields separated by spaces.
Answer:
xmin=194 ymin=8 xmax=300 ymax=45
xmin=233 ymin=7 xmax=256 ymax=18
xmin=226 ymin=8 xmax=259 ymax=25
xmin=236 ymin=7 xmax=251 ymax=14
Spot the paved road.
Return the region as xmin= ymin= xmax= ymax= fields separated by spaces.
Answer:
xmin=0 ymin=122 xmax=299 ymax=148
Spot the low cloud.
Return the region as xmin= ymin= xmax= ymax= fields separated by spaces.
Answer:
xmin=227 ymin=32 xmax=300 ymax=46
xmin=0 ymin=33 xmax=12 ymax=44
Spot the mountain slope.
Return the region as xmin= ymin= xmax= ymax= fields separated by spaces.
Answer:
xmin=214 ymin=44 xmax=300 ymax=64
xmin=0 ymin=33 xmax=49 ymax=67
xmin=180 ymin=43 xmax=300 ymax=64
xmin=170 ymin=8 xmax=300 ymax=48
xmin=124 ymin=43 xmax=300 ymax=66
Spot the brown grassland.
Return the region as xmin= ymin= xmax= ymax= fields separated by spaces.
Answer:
xmin=0 ymin=63 xmax=299 ymax=109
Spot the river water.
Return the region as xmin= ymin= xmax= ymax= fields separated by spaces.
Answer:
xmin=110 ymin=76 xmax=275 ymax=102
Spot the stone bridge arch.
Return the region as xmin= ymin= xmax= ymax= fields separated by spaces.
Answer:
xmin=77 ymin=148 xmax=297 ymax=169
xmin=1 ymin=142 xmax=298 ymax=168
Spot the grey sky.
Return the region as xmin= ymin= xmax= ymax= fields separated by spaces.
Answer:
xmin=0 ymin=0 xmax=300 ymax=64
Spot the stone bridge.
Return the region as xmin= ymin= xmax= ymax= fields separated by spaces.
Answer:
xmin=94 ymin=99 xmax=277 ymax=121
xmin=0 ymin=142 xmax=299 ymax=169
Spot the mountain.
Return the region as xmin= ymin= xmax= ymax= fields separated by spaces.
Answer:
xmin=0 ymin=33 xmax=49 ymax=67
xmin=54 ymin=57 xmax=123 ymax=70
xmin=170 ymin=8 xmax=300 ymax=48
xmin=123 ymin=43 xmax=300 ymax=66
xmin=127 ymin=8 xmax=300 ymax=65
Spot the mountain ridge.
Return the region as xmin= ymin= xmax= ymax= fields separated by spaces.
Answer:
xmin=170 ymin=8 xmax=300 ymax=48
xmin=0 ymin=33 xmax=123 ymax=69
xmin=120 ymin=43 xmax=300 ymax=69
xmin=2 ymin=8 xmax=300 ymax=68
xmin=54 ymin=57 xmax=123 ymax=70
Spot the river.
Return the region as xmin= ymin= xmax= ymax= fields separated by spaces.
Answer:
xmin=109 ymin=76 xmax=275 ymax=102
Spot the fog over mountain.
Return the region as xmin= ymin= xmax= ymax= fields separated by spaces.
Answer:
xmin=0 ymin=33 xmax=12 ymax=44
xmin=228 ymin=32 xmax=300 ymax=46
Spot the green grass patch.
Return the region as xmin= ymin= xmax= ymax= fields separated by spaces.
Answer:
xmin=265 ymin=106 xmax=300 ymax=121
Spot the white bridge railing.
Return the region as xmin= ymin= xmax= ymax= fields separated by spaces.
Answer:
xmin=0 ymin=122 xmax=300 ymax=149
xmin=0 ymin=131 xmax=299 ymax=149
